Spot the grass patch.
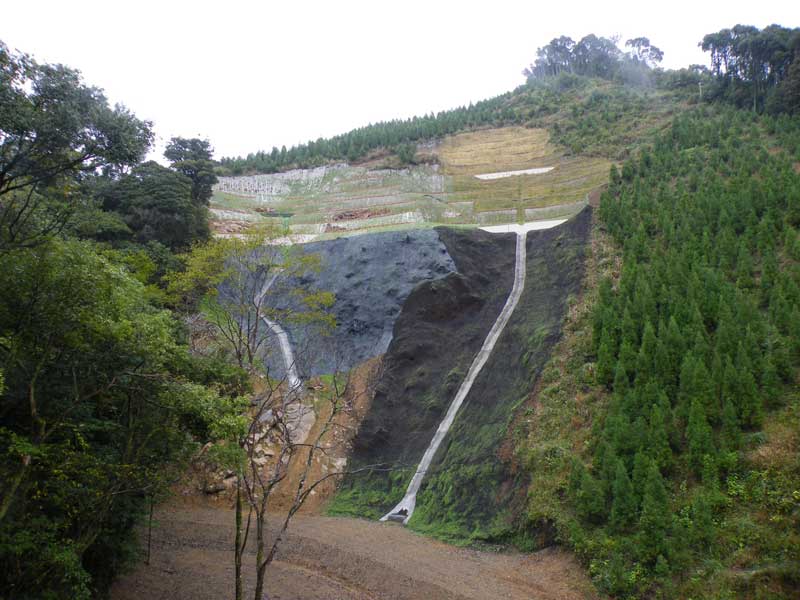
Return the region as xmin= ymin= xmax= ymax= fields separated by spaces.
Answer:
xmin=437 ymin=126 xmax=610 ymax=213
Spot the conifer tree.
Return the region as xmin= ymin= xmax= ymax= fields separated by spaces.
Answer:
xmin=760 ymin=352 xmax=781 ymax=408
xmin=648 ymin=403 xmax=673 ymax=470
xmin=735 ymin=342 xmax=762 ymax=427
xmin=618 ymin=339 xmax=637 ymax=379
xmin=621 ymin=306 xmax=639 ymax=348
xmin=677 ymin=353 xmax=714 ymax=419
xmin=710 ymin=351 xmax=724 ymax=410
xmin=690 ymin=493 xmax=714 ymax=548
xmin=735 ymin=242 xmax=754 ymax=288
xmin=715 ymin=301 xmax=738 ymax=359
xmin=691 ymin=330 xmax=711 ymax=367
xmin=638 ymin=461 xmax=670 ymax=561
xmin=576 ymin=470 xmax=606 ymax=524
xmin=613 ymin=361 xmax=630 ymax=394
xmin=686 ymin=399 xmax=714 ymax=475
xmin=596 ymin=329 xmax=616 ymax=388
xmin=610 ymin=459 xmax=637 ymax=531
xmin=720 ymin=396 xmax=741 ymax=451
xmin=654 ymin=333 xmax=672 ymax=388
xmin=635 ymin=321 xmax=658 ymax=385
xmin=631 ymin=451 xmax=650 ymax=507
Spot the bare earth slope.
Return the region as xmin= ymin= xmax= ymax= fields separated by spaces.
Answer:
xmin=111 ymin=507 xmax=596 ymax=600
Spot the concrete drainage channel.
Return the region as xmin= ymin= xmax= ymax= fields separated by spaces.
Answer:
xmin=381 ymin=231 xmax=528 ymax=525
xmin=255 ymin=273 xmax=309 ymax=442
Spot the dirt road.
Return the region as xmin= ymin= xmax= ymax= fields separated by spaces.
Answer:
xmin=111 ymin=507 xmax=596 ymax=600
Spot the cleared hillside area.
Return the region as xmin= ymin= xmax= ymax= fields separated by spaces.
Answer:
xmin=210 ymin=126 xmax=607 ymax=237
xmin=436 ymin=127 xmax=609 ymax=216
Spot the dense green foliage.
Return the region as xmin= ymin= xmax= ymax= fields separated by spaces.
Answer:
xmin=562 ymin=107 xmax=800 ymax=597
xmin=164 ymin=137 xmax=218 ymax=207
xmin=95 ymin=160 xmax=210 ymax=250
xmin=0 ymin=41 xmax=152 ymax=251
xmin=0 ymin=239 xmax=237 ymax=598
xmin=0 ymin=39 xmax=236 ymax=598
xmin=701 ymin=24 xmax=800 ymax=114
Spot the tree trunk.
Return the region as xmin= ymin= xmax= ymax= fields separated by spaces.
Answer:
xmin=0 ymin=455 xmax=29 ymax=522
xmin=235 ymin=480 xmax=243 ymax=600
xmin=253 ymin=508 xmax=266 ymax=600
xmin=146 ymin=494 xmax=154 ymax=566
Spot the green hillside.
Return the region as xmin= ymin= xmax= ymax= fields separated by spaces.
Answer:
xmin=2 ymin=23 xmax=800 ymax=600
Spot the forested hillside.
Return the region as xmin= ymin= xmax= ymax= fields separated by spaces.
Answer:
xmin=521 ymin=106 xmax=800 ymax=598
xmin=2 ymin=21 xmax=800 ymax=600
xmin=218 ymin=34 xmax=680 ymax=175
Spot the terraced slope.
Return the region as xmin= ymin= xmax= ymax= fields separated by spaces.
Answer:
xmin=211 ymin=127 xmax=607 ymax=236
xmin=437 ymin=127 xmax=609 ymax=216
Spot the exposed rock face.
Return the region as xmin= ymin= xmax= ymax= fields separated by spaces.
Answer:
xmin=265 ymin=229 xmax=456 ymax=377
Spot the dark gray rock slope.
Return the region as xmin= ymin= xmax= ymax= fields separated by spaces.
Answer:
xmin=266 ymin=229 xmax=456 ymax=377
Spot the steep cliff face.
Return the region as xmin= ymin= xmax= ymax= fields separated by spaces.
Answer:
xmin=330 ymin=209 xmax=592 ymax=543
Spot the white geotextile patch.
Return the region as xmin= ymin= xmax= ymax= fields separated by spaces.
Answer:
xmin=479 ymin=219 xmax=566 ymax=234
xmin=474 ymin=167 xmax=554 ymax=180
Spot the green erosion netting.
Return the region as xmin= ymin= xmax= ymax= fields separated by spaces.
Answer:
xmin=330 ymin=209 xmax=591 ymax=544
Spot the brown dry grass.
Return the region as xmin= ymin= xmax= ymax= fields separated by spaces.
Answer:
xmin=436 ymin=127 xmax=610 ymax=214
xmin=748 ymin=400 xmax=800 ymax=470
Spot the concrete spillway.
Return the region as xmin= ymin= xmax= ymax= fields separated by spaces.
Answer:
xmin=381 ymin=232 xmax=528 ymax=525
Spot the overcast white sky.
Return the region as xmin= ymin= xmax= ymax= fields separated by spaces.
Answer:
xmin=3 ymin=1 xmax=799 ymax=160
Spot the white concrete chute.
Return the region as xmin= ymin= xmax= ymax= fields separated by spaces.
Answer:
xmin=381 ymin=231 xmax=528 ymax=525
xmin=255 ymin=272 xmax=302 ymax=399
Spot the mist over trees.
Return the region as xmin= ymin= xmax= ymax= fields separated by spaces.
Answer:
xmin=522 ymin=34 xmax=663 ymax=81
xmin=221 ymin=24 xmax=800 ymax=181
xmin=221 ymin=33 xmax=668 ymax=177
xmin=700 ymin=24 xmax=800 ymax=113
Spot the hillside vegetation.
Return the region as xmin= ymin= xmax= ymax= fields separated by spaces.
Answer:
xmin=2 ymin=22 xmax=800 ymax=600
xmin=519 ymin=107 xmax=800 ymax=598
